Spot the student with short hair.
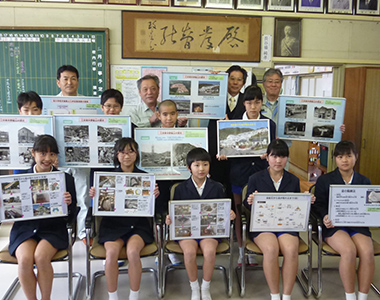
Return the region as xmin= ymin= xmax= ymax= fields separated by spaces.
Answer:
xmin=156 ymin=100 xmax=179 ymax=128
xmin=9 ymin=135 xmax=77 ymax=300
xmin=313 ymin=141 xmax=374 ymax=300
xmin=89 ymin=138 xmax=160 ymax=300
xmin=17 ymin=91 xmax=43 ymax=115
xmin=244 ymin=139 xmax=300 ymax=300
xmin=101 ymin=88 xmax=124 ymax=115
xmin=166 ymin=148 xmax=236 ymax=300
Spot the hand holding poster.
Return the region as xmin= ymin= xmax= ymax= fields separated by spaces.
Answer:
xmin=277 ymin=96 xmax=346 ymax=143
xmin=0 ymin=172 xmax=67 ymax=222
xmin=169 ymin=199 xmax=231 ymax=240
xmin=329 ymin=185 xmax=380 ymax=227
xmin=92 ymin=172 xmax=155 ymax=217
xmin=249 ymin=193 xmax=311 ymax=232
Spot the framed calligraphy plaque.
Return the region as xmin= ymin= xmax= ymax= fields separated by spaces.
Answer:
xmin=122 ymin=11 xmax=261 ymax=62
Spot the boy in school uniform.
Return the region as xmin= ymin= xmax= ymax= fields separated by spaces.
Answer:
xmin=166 ymin=148 xmax=235 ymax=300
xmin=17 ymin=91 xmax=43 ymax=115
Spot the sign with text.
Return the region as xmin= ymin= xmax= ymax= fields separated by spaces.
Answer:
xmin=329 ymin=185 xmax=380 ymax=227
xmin=277 ymin=96 xmax=346 ymax=143
xmin=92 ymin=172 xmax=155 ymax=217
xmin=250 ymin=193 xmax=311 ymax=232
xmin=0 ymin=172 xmax=67 ymax=222
xmin=162 ymin=72 xmax=228 ymax=119
xmin=41 ymin=96 xmax=103 ymax=115
xmin=169 ymin=199 xmax=231 ymax=240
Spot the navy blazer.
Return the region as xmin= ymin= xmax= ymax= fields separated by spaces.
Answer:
xmin=227 ymin=92 xmax=245 ymax=120
xmin=173 ymin=177 xmax=225 ymax=200
xmin=313 ymin=168 xmax=371 ymax=219
xmin=244 ymin=168 xmax=300 ymax=209
xmin=9 ymin=166 xmax=77 ymax=256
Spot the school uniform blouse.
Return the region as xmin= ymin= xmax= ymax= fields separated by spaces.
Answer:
xmin=173 ymin=177 xmax=225 ymax=200
xmin=9 ymin=166 xmax=77 ymax=256
xmin=312 ymin=167 xmax=372 ymax=238
xmin=98 ymin=166 xmax=154 ymax=245
xmin=229 ymin=113 xmax=277 ymax=187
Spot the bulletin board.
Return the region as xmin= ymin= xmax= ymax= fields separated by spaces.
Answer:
xmin=122 ymin=11 xmax=261 ymax=62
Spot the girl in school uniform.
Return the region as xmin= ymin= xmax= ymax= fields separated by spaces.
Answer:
xmin=244 ymin=139 xmax=300 ymax=300
xmin=313 ymin=141 xmax=374 ymax=300
xmin=89 ymin=137 xmax=159 ymax=300
xmin=9 ymin=134 xmax=77 ymax=300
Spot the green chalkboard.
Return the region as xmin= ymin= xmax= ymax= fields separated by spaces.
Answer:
xmin=0 ymin=27 xmax=109 ymax=114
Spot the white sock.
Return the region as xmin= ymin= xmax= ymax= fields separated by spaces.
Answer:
xmin=239 ymin=246 xmax=244 ymax=257
xmin=108 ymin=290 xmax=119 ymax=300
xmin=358 ymin=292 xmax=368 ymax=300
xmin=190 ymin=280 xmax=200 ymax=300
xmin=345 ymin=292 xmax=356 ymax=300
xmin=270 ymin=293 xmax=281 ymax=300
xmin=201 ymin=279 xmax=211 ymax=290
xmin=129 ymin=289 xmax=139 ymax=300
xmin=283 ymin=294 xmax=291 ymax=300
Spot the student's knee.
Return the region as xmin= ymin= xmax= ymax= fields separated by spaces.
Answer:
xmin=126 ymin=246 xmax=141 ymax=261
xmin=34 ymin=252 xmax=52 ymax=268
xmin=182 ymin=247 xmax=197 ymax=260
xmin=202 ymin=247 xmax=216 ymax=261
xmin=339 ymin=244 xmax=357 ymax=259
xmin=106 ymin=247 xmax=121 ymax=262
xmin=17 ymin=253 xmax=35 ymax=269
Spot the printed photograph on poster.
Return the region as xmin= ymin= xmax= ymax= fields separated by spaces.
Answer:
xmin=329 ymin=185 xmax=380 ymax=227
xmin=40 ymin=96 xmax=103 ymax=115
xmin=0 ymin=172 xmax=67 ymax=222
xmin=92 ymin=172 xmax=155 ymax=217
xmin=277 ymin=96 xmax=346 ymax=143
xmin=54 ymin=115 xmax=131 ymax=167
xmin=0 ymin=116 xmax=54 ymax=170
xmin=169 ymin=199 xmax=231 ymax=240
xmin=161 ymin=72 xmax=228 ymax=119
xmin=217 ymin=120 xmax=270 ymax=158
xmin=249 ymin=193 xmax=311 ymax=232
xmin=134 ymin=128 xmax=208 ymax=180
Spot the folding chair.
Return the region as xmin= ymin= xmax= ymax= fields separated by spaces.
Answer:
xmin=0 ymin=208 xmax=83 ymax=300
xmin=309 ymin=185 xmax=380 ymax=298
xmin=161 ymin=182 xmax=234 ymax=298
xmin=236 ymin=185 xmax=312 ymax=298
xmin=84 ymin=209 xmax=163 ymax=299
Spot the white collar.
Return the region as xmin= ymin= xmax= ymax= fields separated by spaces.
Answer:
xmin=242 ymin=112 xmax=260 ymax=120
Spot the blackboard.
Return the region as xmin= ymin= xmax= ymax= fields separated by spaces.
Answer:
xmin=0 ymin=27 xmax=109 ymax=114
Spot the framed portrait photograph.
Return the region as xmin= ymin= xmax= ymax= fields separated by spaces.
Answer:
xmin=140 ymin=0 xmax=170 ymax=5
xmin=329 ymin=185 xmax=380 ymax=227
xmin=92 ymin=172 xmax=156 ymax=217
xmin=0 ymin=172 xmax=67 ymax=223
xmin=268 ymin=0 xmax=295 ymax=11
xmin=173 ymin=0 xmax=202 ymax=7
xmin=274 ymin=18 xmax=301 ymax=57
xmin=250 ymin=193 xmax=311 ymax=232
xmin=205 ymin=0 xmax=234 ymax=8
xmin=298 ymin=0 xmax=324 ymax=12
xmin=237 ymin=0 xmax=264 ymax=9
xmin=217 ymin=119 xmax=270 ymax=158
xmin=356 ymin=0 xmax=379 ymax=14
xmin=327 ymin=0 xmax=353 ymax=13
xmin=169 ymin=199 xmax=231 ymax=240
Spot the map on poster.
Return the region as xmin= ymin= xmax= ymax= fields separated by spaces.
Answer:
xmin=329 ymin=185 xmax=380 ymax=227
xmin=250 ymin=193 xmax=311 ymax=232
xmin=217 ymin=119 xmax=270 ymax=158
xmin=169 ymin=199 xmax=231 ymax=240
xmin=0 ymin=115 xmax=54 ymax=170
xmin=41 ymin=96 xmax=102 ymax=115
xmin=54 ymin=115 xmax=131 ymax=167
xmin=92 ymin=172 xmax=155 ymax=217
xmin=0 ymin=172 xmax=67 ymax=222
xmin=161 ymin=72 xmax=228 ymax=119
xmin=134 ymin=128 xmax=208 ymax=180
xmin=277 ymin=96 xmax=346 ymax=143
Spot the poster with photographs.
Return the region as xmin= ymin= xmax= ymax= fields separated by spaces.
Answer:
xmin=329 ymin=185 xmax=380 ymax=227
xmin=92 ymin=172 xmax=155 ymax=217
xmin=250 ymin=193 xmax=311 ymax=232
xmin=134 ymin=128 xmax=208 ymax=180
xmin=161 ymin=72 xmax=228 ymax=119
xmin=0 ymin=172 xmax=67 ymax=222
xmin=277 ymin=96 xmax=346 ymax=143
xmin=0 ymin=115 xmax=54 ymax=170
xmin=40 ymin=96 xmax=103 ymax=115
xmin=217 ymin=119 xmax=270 ymax=158
xmin=169 ymin=199 xmax=231 ymax=240
xmin=54 ymin=115 xmax=131 ymax=167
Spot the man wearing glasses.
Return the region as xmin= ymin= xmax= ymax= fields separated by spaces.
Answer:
xmin=261 ymin=68 xmax=284 ymax=125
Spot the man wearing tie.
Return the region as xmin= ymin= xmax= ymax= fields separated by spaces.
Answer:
xmin=226 ymin=65 xmax=247 ymax=120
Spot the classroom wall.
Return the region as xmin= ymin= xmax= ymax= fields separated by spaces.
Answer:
xmin=1 ymin=3 xmax=380 ymax=73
